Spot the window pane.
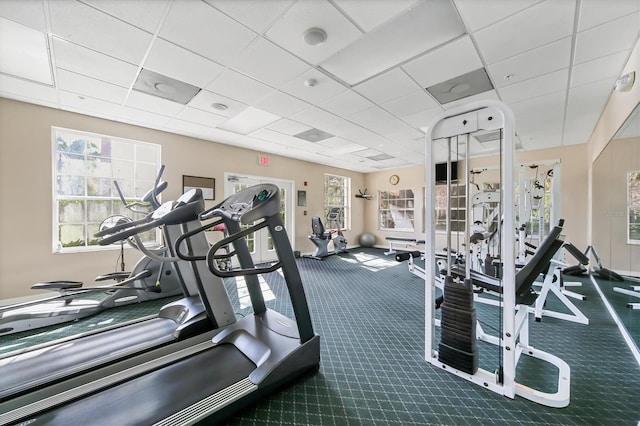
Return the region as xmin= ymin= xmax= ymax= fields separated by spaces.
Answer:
xmin=87 ymin=199 xmax=112 ymax=222
xmin=59 ymin=200 xmax=84 ymax=223
xmin=87 ymin=177 xmax=112 ymax=197
xmin=59 ymin=224 xmax=85 ymax=248
xmin=57 ymin=175 xmax=85 ymax=196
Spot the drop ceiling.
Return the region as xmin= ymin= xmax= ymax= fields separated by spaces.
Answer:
xmin=0 ymin=0 xmax=638 ymax=172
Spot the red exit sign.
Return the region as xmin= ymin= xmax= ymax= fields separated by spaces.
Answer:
xmin=257 ymin=155 xmax=270 ymax=166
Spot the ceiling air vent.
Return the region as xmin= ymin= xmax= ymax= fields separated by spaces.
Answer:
xmin=293 ymin=128 xmax=334 ymax=142
xmin=426 ymin=68 xmax=494 ymax=104
xmin=133 ymin=69 xmax=201 ymax=104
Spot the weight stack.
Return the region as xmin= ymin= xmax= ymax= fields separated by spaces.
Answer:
xmin=438 ymin=276 xmax=479 ymax=374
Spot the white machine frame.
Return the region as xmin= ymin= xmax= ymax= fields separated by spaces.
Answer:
xmin=422 ymin=100 xmax=570 ymax=408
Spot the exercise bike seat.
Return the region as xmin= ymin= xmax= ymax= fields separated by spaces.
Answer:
xmin=31 ymin=280 xmax=84 ymax=291
xmin=310 ymin=216 xmax=331 ymax=240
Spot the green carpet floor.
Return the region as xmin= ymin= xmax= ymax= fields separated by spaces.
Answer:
xmin=216 ymin=248 xmax=640 ymax=425
xmin=1 ymin=248 xmax=638 ymax=425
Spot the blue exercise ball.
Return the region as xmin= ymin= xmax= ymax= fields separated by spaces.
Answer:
xmin=359 ymin=232 xmax=376 ymax=248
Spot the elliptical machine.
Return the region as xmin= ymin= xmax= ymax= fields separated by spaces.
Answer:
xmin=0 ymin=166 xmax=183 ymax=335
xmin=303 ymin=207 xmax=348 ymax=260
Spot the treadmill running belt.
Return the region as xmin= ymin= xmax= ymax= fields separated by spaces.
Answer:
xmin=1 ymin=318 xmax=178 ymax=399
xmin=23 ymin=344 xmax=255 ymax=426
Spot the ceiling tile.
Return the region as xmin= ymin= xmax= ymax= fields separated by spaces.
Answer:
xmin=498 ymin=69 xmax=568 ymax=103
xmin=160 ymin=1 xmax=256 ymax=64
xmin=144 ymin=39 xmax=225 ymax=88
xmin=267 ymin=119 xmax=311 ymax=136
xmin=206 ymin=0 xmax=295 ymax=34
xmin=49 ymin=0 xmax=152 ymax=65
xmin=573 ymin=12 xmax=640 ymax=65
xmin=487 ymin=37 xmax=572 ymax=88
xmin=564 ymin=78 xmax=614 ymax=145
xmin=402 ymin=106 xmax=445 ymax=129
xmin=315 ymin=137 xmax=367 ymax=154
xmin=126 ymin=90 xmax=185 ymax=117
xmin=332 ymin=0 xmax=421 ymax=32
xmin=175 ymin=106 xmax=227 ymax=128
xmin=254 ymin=90 xmax=311 ymax=117
xmin=510 ymin=90 xmax=566 ymax=138
xmin=59 ymin=90 xmax=120 ymax=117
xmin=578 ymin=0 xmax=640 ymax=31
xmin=290 ymin=106 xmax=341 ymax=130
xmin=473 ymin=0 xmax=576 ymax=64
xmin=265 ymin=0 xmax=362 ymax=65
xmin=188 ymin=90 xmax=248 ymax=118
xmin=53 ymin=38 xmax=139 ymax=88
xmin=0 ymin=0 xmax=46 ymax=31
xmin=0 ymin=17 xmax=52 ymax=85
xmin=571 ymin=50 xmax=631 ymax=88
xmin=232 ymin=37 xmax=309 ymax=88
xmin=165 ymin=118 xmax=219 ymax=139
xmin=348 ymin=106 xmax=411 ymax=135
xmin=206 ymin=69 xmax=274 ymax=105
xmin=353 ymin=68 xmax=421 ymax=104
xmin=0 ymin=73 xmax=58 ymax=104
xmin=454 ymin=0 xmax=542 ymax=32
xmin=57 ymin=69 xmax=128 ymax=104
xmin=403 ymin=36 xmax=483 ymax=89
xmin=118 ymin=106 xmax=171 ymax=128
xmin=317 ymin=89 xmax=373 ymax=117
xmin=218 ymin=106 xmax=281 ymax=135
xmin=82 ymin=0 xmax=170 ymax=33
xmin=320 ymin=0 xmax=465 ymax=85
xmin=382 ymin=90 xmax=439 ymax=118
xmin=280 ymin=68 xmax=348 ymax=105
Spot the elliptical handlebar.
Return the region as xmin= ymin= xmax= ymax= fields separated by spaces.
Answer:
xmin=113 ymin=165 xmax=167 ymax=214
xmin=95 ymin=188 xmax=205 ymax=247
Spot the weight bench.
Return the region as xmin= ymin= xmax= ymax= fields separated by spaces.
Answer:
xmin=384 ymin=237 xmax=425 ymax=255
xmin=450 ymin=222 xmax=565 ymax=306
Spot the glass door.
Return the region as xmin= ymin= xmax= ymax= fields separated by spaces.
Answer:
xmin=224 ymin=174 xmax=293 ymax=265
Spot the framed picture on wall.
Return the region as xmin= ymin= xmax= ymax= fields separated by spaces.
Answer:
xmin=183 ymin=175 xmax=215 ymax=200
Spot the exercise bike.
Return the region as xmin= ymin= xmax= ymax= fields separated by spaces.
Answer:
xmin=0 ymin=167 xmax=183 ymax=335
xmin=303 ymin=207 xmax=348 ymax=260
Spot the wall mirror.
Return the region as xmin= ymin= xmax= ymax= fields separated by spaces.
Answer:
xmin=591 ymin=101 xmax=640 ymax=353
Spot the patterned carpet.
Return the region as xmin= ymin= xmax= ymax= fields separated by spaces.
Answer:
xmin=217 ymin=248 xmax=640 ymax=426
xmin=1 ymin=248 xmax=638 ymax=425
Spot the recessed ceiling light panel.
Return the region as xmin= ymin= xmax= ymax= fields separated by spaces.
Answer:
xmin=133 ymin=68 xmax=201 ymax=104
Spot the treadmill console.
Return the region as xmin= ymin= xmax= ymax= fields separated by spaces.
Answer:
xmin=210 ymin=184 xmax=280 ymax=224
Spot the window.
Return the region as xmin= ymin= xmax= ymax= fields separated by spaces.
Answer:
xmin=53 ymin=127 xmax=161 ymax=252
xmin=324 ymin=174 xmax=350 ymax=229
xmin=628 ymin=171 xmax=640 ymax=244
xmin=435 ymin=182 xmax=466 ymax=232
xmin=379 ymin=189 xmax=415 ymax=231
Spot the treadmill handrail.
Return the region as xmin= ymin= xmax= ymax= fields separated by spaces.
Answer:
xmin=207 ymin=220 xmax=282 ymax=277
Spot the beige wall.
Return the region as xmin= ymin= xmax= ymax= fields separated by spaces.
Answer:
xmin=0 ymin=98 xmax=365 ymax=299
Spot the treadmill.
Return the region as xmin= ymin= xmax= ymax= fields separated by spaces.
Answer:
xmin=0 ymin=187 xmax=236 ymax=401
xmin=1 ymin=183 xmax=320 ymax=426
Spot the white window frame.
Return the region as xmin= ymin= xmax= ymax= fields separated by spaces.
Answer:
xmin=379 ymin=189 xmax=415 ymax=232
xmin=628 ymin=171 xmax=640 ymax=245
xmin=324 ymin=174 xmax=351 ymax=230
xmin=52 ymin=127 xmax=161 ymax=253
